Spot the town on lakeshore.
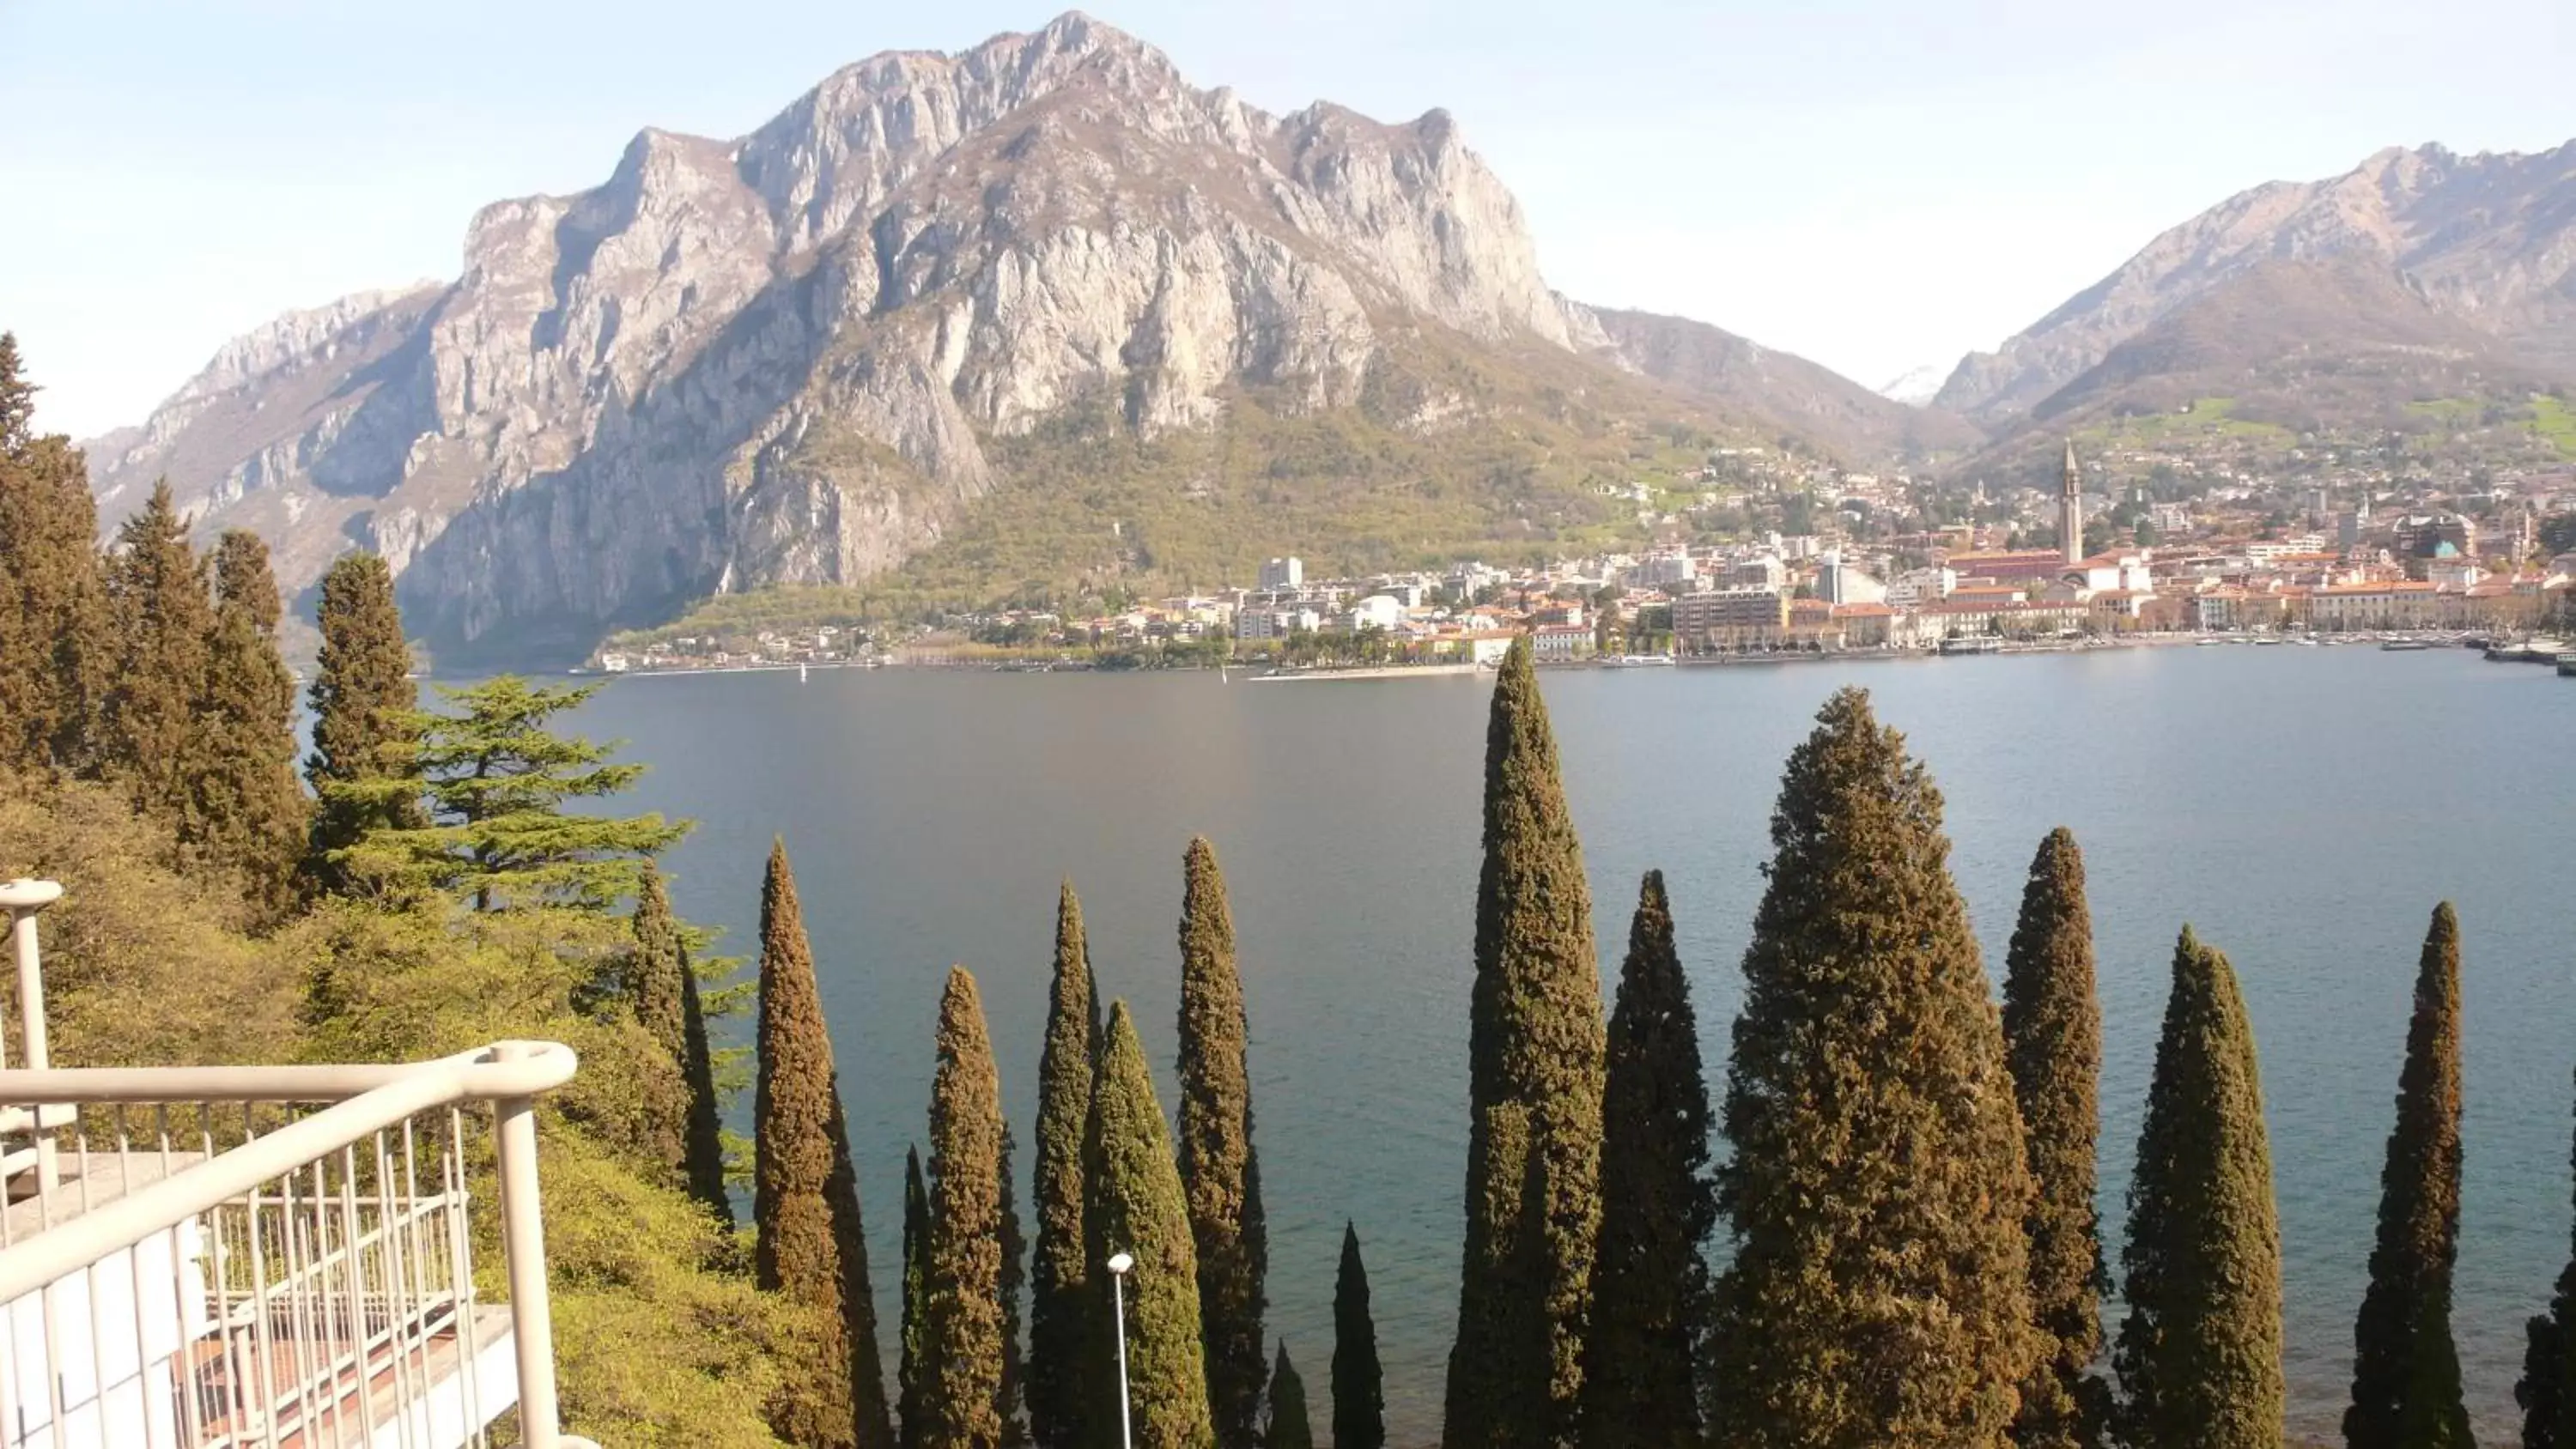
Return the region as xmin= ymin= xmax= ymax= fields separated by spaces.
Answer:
xmin=592 ymin=440 xmax=2576 ymax=676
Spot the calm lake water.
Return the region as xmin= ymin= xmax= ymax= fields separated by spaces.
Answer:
xmin=570 ymin=646 xmax=2574 ymax=1444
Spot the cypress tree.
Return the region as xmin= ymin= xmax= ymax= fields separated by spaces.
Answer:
xmin=100 ymin=481 xmax=213 ymax=823
xmin=1710 ymin=687 xmax=2036 ymax=1447
xmin=193 ymin=530 xmax=307 ymax=922
xmin=753 ymin=839 xmax=894 ymax=1449
xmin=1333 ymin=1223 xmax=1385 ymax=1449
xmin=2000 ymin=828 xmax=2110 ymax=1449
xmin=1265 ymin=1345 xmax=1314 ymax=1449
xmin=2344 ymin=902 xmax=2473 ymax=1449
xmin=2522 ymin=1068 xmax=2576 ymax=1447
xmin=1086 ymin=1001 xmax=1214 ymax=1449
xmin=924 ymin=967 xmax=1010 ymax=1449
xmin=1176 ymin=836 xmax=1268 ymax=1449
xmin=1579 ymin=870 xmax=1713 ymax=1449
xmin=0 ymin=335 xmax=111 ymax=774
xmin=1444 ymin=636 xmax=1607 ymax=1449
xmin=902 ymin=1145 xmax=931 ymax=1449
xmin=1000 ymin=1118 xmax=1028 ymax=1448
xmin=1030 ymin=882 xmax=1100 ymax=1449
xmin=302 ymin=551 xmax=421 ymax=894
xmin=629 ymin=863 xmax=730 ymax=1222
xmin=2112 ymin=928 xmax=2283 ymax=1449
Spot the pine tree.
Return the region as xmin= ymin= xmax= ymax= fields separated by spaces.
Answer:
xmin=303 ymin=551 xmax=421 ymax=894
xmin=924 ymin=967 xmax=1010 ymax=1449
xmin=1445 ymin=636 xmax=1607 ymax=1449
xmin=191 ymin=530 xmax=307 ymax=922
xmin=628 ymin=863 xmax=731 ymax=1221
xmin=1176 ymin=837 xmax=1268 ymax=1449
xmin=1030 ymin=882 xmax=1101 ymax=1449
xmin=2344 ymin=903 xmax=2473 ymax=1449
xmin=100 ymin=482 xmax=212 ymax=824
xmin=0 ymin=335 xmax=111 ymax=774
xmin=1086 ymin=1001 xmax=1214 ymax=1449
xmin=902 ymin=1145 xmax=932 ymax=1449
xmin=337 ymin=676 xmax=686 ymax=909
xmin=2000 ymin=828 xmax=2109 ymax=1449
xmin=1580 ymin=870 xmax=1713 ymax=1449
xmin=2522 ymin=1067 xmax=2576 ymax=1447
xmin=1265 ymin=1345 xmax=1315 ymax=1449
xmin=2113 ymin=928 xmax=2282 ymax=1449
xmin=1710 ymin=687 xmax=2036 ymax=1447
xmin=754 ymin=839 xmax=893 ymax=1449
xmin=1333 ymin=1223 xmax=1385 ymax=1449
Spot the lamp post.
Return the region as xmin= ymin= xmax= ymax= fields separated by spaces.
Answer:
xmin=1107 ymin=1251 xmax=1137 ymax=1449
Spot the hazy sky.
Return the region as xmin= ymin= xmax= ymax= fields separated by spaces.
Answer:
xmin=3 ymin=0 xmax=2568 ymax=439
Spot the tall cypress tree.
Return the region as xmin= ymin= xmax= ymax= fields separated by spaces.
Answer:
xmin=1176 ymin=836 xmax=1268 ymax=1449
xmin=302 ymin=551 xmax=421 ymax=894
xmin=100 ymin=481 xmax=213 ymax=824
xmin=753 ymin=839 xmax=893 ymax=1449
xmin=1445 ymin=636 xmax=1607 ymax=1449
xmin=924 ymin=967 xmax=1010 ymax=1449
xmin=629 ymin=863 xmax=730 ymax=1222
xmin=1265 ymin=1345 xmax=1315 ymax=1449
xmin=902 ymin=1145 xmax=932 ymax=1449
xmin=1333 ymin=1223 xmax=1385 ymax=1449
xmin=1580 ymin=870 xmax=1713 ymax=1449
xmin=1086 ymin=1002 xmax=1215 ymax=1449
xmin=192 ymin=530 xmax=307 ymax=922
xmin=0 ymin=335 xmax=111 ymax=774
xmin=2522 ymin=1067 xmax=2576 ymax=1447
xmin=2344 ymin=902 xmax=2473 ymax=1449
xmin=1711 ymin=687 xmax=2036 ymax=1447
xmin=2113 ymin=928 xmax=2282 ymax=1449
xmin=1000 ymin=1118 xmax=1029 ymax=1449
xmin=2000 ymin=827 xmax=2109 ymax=1449
xmin=1030 ymin=882 xmax=1101 ymax=1449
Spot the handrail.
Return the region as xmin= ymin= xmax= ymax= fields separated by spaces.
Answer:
xmin=0 ymin=1041 xmax=574 ymax=1306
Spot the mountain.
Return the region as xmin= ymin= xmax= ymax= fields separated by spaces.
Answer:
xmin=1876 ymin=364 xmax=1950 ymax=407
xmin=1582 ymin=309 xmax=1981 ymax=455
xmin=1937 ymin=141 xmax=2576 ymax=428
xmin=86 ymin=13 xmax=1908 ymax=663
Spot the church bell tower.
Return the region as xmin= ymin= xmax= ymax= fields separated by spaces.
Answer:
xmin=2059 ymin=439 xmax=2084 ymax=566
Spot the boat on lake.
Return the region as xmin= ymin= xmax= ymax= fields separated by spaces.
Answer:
xmin=1601 ymin=653 xmax=1674 ymax=668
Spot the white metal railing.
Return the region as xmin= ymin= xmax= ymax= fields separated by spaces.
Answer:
xmin=0 ymin=880 xmax=597 ymax=1449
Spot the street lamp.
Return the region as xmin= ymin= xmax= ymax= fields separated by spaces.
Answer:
xmin=1106 ymin=1252 xmax=1137 ymax=1449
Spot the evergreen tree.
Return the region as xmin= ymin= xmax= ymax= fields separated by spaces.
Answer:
xmin=2000 ymin=828 xmax=2109 ymax=1449
xmin=100 ymin=482 xmax=212 ymax=824
xmin=902 ymin=1144 xmax=932 ymax=1449
xmin=1265 ymin=1345 xmax=1315 ymax=1449
xmin=1000 ymin=1118 xmax=1029 ymax=1448
xmin=337 ymin=676 xmax=686 ymax=909
xmin=924 ymin=967 xmax=1010 ymax=1449
xmin=2113 ymin=928 xmax=2282 ymax=1449
xmin=191 ymin=530 xmax=307 ymax=922
xmin=1579 ymin=870 xmax=1713 ymax=1449
xmin=753 ymin=839 xmax=894 ymax=1449
xmin=2344 ymin=903 xmax=2473 ymax=1449
xmin=2522 ymin=1067 xmax=2576 ymax=1447
xmin=1086 ymin=1001 xmax=1215 ymax=1449
xmin=628 ymin=864 xmax=731 ymax=1222
xmin=303 ymin=551 xmax=421 ymax=894
xmin=1030 ymin=882 xmax=1101 ymax=1449
xmin=1333 ymin=1223 xmax=1385 ymax=1449
xmin=0 ymin=335 xmax=111 ymax=773
xmin=1711 ymin=687 xmax=2037 ymax=1447
xmin=1176 ymin=836 xmax=1268 ymax=1449
xmin=1445 ymin=637 xmax=1607 ymax=1449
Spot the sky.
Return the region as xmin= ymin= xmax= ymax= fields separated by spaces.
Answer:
xmin=2 ymin=0 xmax=2569 ymax=440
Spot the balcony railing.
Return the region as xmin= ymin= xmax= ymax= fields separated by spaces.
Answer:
xmin=0 ymin=880 xmax=597 ymax=1449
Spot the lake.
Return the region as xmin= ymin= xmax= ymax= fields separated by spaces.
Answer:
xmin=570 ymin=645 xmax=2575 ymax=1443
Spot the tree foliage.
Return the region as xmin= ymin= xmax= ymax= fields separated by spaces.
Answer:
xmin=924 ymin=967 xmax=1010 ymax=1449
xmin=1264 ymin=1345 xmax=1315 ymax=1449
xmin=1580 ymin=870 xmax=1713 ymax=1449
xmin=1711 ymin=687 xmax=2036 ymax=1448
xmin=902 ymin=1144 xmax=932 ymax=1449
xmin=1087 ymin=1001 xmax=1215 ymax=1449
xmin=1030 ymin=882 xmax=1100 ymax=1449
xmin=100 ymin=482 xmax=212 ymax=828
xmin=0 ymin=335 xmax=110 ymax=775
xmin=303 ymin=551 xmax=420 ymax=894
xmin=1334 ymin=1222 xmax=1385 ymax=1449
xmin=2114 ymin=928 xmax=2282 ymax=1449
xmin=1176 ymin=836 xmax=1268 ymax=1449
xmin=2523 ymin=1065 xmax=2576 ymax=1447
xmin=1446 ymin=636 xmax=1606 ymax=1449
xmin=193 ymin=530 xmax=307 ymax=924
xmin=1999 ymin=828 xmax=2109 ymax=1449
